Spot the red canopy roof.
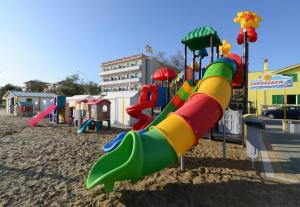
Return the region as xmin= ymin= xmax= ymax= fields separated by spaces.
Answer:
xmin=151 ymin=67 xmax=177 ymax=81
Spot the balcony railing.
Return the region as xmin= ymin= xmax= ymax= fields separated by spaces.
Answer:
xmin=99 ymin=77 xmax=140 ymax=86
xmin=99 ymin=65 xmax=141 ymax=76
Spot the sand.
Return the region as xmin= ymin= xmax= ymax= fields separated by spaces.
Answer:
xmin=0 ymin=112 xmax=300 ymax=207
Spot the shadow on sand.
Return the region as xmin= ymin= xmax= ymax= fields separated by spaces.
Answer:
xmin=119 ymin=180 xmax=300 ymax=207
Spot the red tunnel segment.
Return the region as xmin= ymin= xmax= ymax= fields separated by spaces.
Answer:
xmin=173 ymin=93 xmax=223 ymax=140
xmin=228 ymin=54 xmax=243 ymax=88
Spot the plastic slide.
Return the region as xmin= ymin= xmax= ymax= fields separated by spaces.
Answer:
xmin=86 ymin=57 xmax=240 ymax=192
xmin=102 ymin=81 xmax=196 ymax=152
xmin=28 ymin=105 xmax=57 ymax=127
xmin=102 ymin=132 xmax=127 ymax=152
xmin=78 ymin=119 xmax=95 ymax=134
xmin=126 ymin=84 xmax=158 ymax=130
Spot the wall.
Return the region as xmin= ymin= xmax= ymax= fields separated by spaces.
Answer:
xmin=103 ymin=91 xmax=139 ymax=128
xmin=5 ymin=95 xmax=52 ymax=114
xmin=248 ymin=66 xmax=300 ymax=114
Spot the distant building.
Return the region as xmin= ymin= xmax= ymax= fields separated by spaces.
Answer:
xmin=44 ymin=83 xmax=57 ymax=92
xmin=23 ymin=80 xmax=57 ymax=92
xmin=99 ymin=53 xmax=160 ymax=94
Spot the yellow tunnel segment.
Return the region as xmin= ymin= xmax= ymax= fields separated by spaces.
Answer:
xmin=198 ymin=76 xmax=232 ymax=112
xmin=154 ymin=113 xmax=197 ymax=157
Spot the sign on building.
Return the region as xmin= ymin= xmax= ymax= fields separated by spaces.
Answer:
xmin=250 ymin=73 xmax=293 ymax=90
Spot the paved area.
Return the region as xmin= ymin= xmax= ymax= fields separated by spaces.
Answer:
xmin=260 ymin=119 xmax=300 ymax=183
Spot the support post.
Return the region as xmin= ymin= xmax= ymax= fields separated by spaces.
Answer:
xmin=184 ymin=45 xmax=187 ymax=81
xmin=180 ymin=155 xmax=185 ymax=172
xmin=216 ymin=45 xmax=220 ymax=59
xmin=167 ymin=79 xmax=170 ymax=103
xmin=151 ymin=78 xmax=154 ymax=117
xmin=192 ymin=51 xmax=195 ymax=83
xmin=180 ymin=44 xmax=188 ymax=172
xmin=243 ymin=29 xmax=249 ymax=115
xmin=199 ymin=57 xmax=203 ymax=79
xmin=283 ymin=90 xmax=287 ymax=132
xmin=210 ymin=36 xmax=214 ymax=63
xmin=209 ymin=35 xmax=215 ymax=140
xmin=223 ymin=112 xmax=226 ymax=159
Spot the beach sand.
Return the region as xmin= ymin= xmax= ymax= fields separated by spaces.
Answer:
xmin=0 ymin=113 xmax=300 ymax=206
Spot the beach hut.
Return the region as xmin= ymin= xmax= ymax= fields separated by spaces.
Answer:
xmin=81 ymin=99 xmax=111 ymax=131
xmin=2 ymin=90 xmax=55 ymax=115
xmin=102 ymin=91 xmax=140 ymax=128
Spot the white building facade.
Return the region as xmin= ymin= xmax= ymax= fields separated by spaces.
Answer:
xmin=99 ymin=54 xmax=160 ymax=93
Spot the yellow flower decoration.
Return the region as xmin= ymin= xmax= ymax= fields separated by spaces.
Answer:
xmin=219 ymin=39 xmax=232 ymax=56
xmin=234 ymin=11 xmax=262 ymax=29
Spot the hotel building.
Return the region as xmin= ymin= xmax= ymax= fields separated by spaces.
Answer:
xmin=99 ymin=54 xmax=160 ymax=93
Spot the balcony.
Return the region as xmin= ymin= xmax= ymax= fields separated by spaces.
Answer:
xmin=99 ymin=65 xmax=141 ymax=76
xmin=99 ymin=77 xmax=141 ymax=86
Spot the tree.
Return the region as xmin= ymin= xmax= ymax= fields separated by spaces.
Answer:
xmin=0 ymin=84 xmax=23 ymax=105
xmin=85 ymin=81 xmax=101 ymax=95
xmin=153 ymin=51 xmax=170 ymax=67
xmin=169 ymin=50 xmax=184 ymax=71
xmin=154 ymin=50 xmax=184 ymax=72
xmin=55 ymin=74 xmax=85 ymax=96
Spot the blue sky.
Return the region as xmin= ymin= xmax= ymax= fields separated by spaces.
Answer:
xmin=0 ymin=0 xmax=300 ymax=86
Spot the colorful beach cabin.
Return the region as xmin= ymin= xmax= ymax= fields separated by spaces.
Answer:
xmin=88 ymin=99 xmax=111 ymax=130
xmin=2 ymin=90 xmax=55 ymax=115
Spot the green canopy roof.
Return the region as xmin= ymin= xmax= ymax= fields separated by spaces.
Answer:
xmin=181 ymin=26 xmax=222 ymax=51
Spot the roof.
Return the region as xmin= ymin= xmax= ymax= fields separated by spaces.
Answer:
xmin=249 ymin=63 xmax=300 ymax=74
xmin=24 ymin=80 xmax=49 ymax=84
xmin=101 ymin=53 xmax=147 ymax=66
xmin=2 ymin=90 xmax=55 ymax=99
xmin=151 ymin=67 xmax=177 ymax=81
xmin=273 ymin=63 xmax=300 ymax=74
xmin=103 ymin=91 xmax=138 ymax=99
xmin=66 ymin=95 xmax=94 ymax=100
xmin=181 ymin=26 xmax=222 ymax=51
xmin=87 ymin=99 xmax=111 ymax=105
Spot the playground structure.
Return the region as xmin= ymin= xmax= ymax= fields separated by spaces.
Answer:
xmin=29 ymin=95 xmax=71 ymax=127
xmin=74 ymin=99 xmax=88 ymax=127
xmin=86 ymin=10 xmax=262 ymax=192
xmin=49 ymin=96 xmax=68 ymax=125
xmin=27 ymin=94 xmax=111 ymax=133
xmin=77 ymin=99 xmax=111 ymax=134
xmin=14 ymin=102 xmax=34 ymax=117
xmin=126 ymin=66 xmax=177 ymax=131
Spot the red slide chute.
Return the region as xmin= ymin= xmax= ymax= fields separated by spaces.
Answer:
xmin=126 ymin=84 xmax=158 ymax=130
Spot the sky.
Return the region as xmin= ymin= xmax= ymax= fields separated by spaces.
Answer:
xmin=1 ymin=0 xmax=300 ymax=87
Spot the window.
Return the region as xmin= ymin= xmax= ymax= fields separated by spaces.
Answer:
xmin=103 ymin=105 xmax=107 ymax=112
xmin=287 ymin=95 xmax=296 ymax=104
xmin=283 ymin=74 xmax=297 ymax=82
xmin=298 ymin=95 xmax=300 ymax=105
xmin=272 ymin=95 xmax=283 ymax=104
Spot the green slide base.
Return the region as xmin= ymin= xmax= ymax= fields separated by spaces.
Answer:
xmin=85 ymin=128 xmax=177 ymax=192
